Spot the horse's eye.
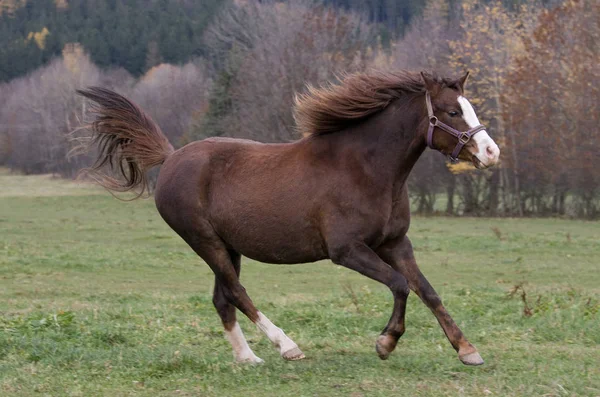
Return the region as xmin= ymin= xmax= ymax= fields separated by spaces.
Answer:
xmin=448 ymin=111 xmax=459 ymax=117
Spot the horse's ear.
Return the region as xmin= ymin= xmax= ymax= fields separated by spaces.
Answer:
xmin=420 ymin=71 xmax=440 ymax=96
xmin=454 ymin=71 xmax=470 ymax=93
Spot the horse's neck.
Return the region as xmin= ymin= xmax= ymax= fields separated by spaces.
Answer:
xmin=330 ymin=96 xmax=427 ymax=188
xmin=391 ymin=126 xmax=427 ymax=188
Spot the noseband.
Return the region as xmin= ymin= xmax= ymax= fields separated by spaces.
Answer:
xmin=425 ymin=91 xmax=486 ymax=162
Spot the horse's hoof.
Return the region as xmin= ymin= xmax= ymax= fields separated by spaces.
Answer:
xmin=236 ymin=355 xmax=264 ymax=364
xmin=282 ymin=346 xmax=305 ymax=361
xmin=459 ymin=351 xmax=484 ymax=366
xmin=375 ymin=334 xmax=396 ymax=360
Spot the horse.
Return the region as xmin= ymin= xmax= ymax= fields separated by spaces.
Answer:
xmin=77 ymin=70 xmax=500 ymax=366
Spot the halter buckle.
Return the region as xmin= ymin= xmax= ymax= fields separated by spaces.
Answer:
xmin=458 ymin=132 xmax=470 ymax=144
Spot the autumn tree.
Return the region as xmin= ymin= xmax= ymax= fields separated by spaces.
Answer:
xmin=504 ymin=0 xmax=600 ymax=217
xmin=1 ymin=44 xmax=103 ymax=175
xmin=448 ymin=0 xmax=539 ymax=215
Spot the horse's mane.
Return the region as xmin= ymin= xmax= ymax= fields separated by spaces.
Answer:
xmin=293 ymin=70 xmax=456 ymax=137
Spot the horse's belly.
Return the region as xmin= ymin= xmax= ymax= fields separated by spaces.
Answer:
xmin=212 ymin=214 xmax=327 ymax=264
xmin=241 ymin=246 xmax=327 ymax=265
xmin=227 ymin=231 xmax=327 ymax=264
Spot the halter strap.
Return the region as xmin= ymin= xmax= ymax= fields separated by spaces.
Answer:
xmin=425 ymin=91 xmax=486 ymax=162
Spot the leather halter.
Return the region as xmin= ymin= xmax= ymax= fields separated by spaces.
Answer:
xmin=425 ymin=91 xmax=486 ymax=162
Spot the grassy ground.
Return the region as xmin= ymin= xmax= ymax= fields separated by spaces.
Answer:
xmin=1 ymin=171 xmax=599 ymax=396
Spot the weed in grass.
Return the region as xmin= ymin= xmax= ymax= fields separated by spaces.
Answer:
xmin=490 ymin=226 xmax=505 ymax=241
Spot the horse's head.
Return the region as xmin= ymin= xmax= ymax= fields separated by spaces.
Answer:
xmin=420 ymin=72 xmax=500 ymax=169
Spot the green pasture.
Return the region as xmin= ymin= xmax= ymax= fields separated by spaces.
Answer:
xmin=1 ymin=171 xmax=598 ymax=396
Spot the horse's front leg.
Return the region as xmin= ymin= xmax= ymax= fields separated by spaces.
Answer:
xmin=329 ymin=241 xmax=410 ymax=360
xmin=377 ymin=236 xmax=484 ymax=366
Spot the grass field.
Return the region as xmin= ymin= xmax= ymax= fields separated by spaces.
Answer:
xmin=1 ymin=171 xmax=599 ymax=396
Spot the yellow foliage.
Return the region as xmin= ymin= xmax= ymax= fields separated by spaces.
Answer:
xmin=141 ymin=64 xmax=178 ymax=85
xmin=27 ymin=27 xmax=50 ymax=50
xmin=0 ymin=0 xmax=26 ymax=15
xmin=369 ymin=39 xmax=393 ymax=70
xmin=62 ymin=42 xmax=85 ymax=73
xmin=447 ymin=162 xmax=476 ymax=175
xmin=54 ymin=0 xmax=68 ymax=9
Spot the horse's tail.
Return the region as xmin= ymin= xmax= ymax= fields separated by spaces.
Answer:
xmin=76 ymin=87 xmax=174 ymax=199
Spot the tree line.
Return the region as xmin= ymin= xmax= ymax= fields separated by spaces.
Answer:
xmin=0 ymin=0 xmax=598 ymax=219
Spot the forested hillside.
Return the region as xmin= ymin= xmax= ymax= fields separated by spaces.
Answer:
xmin=0 ymin=0 xmax=549 ymax=82
xmin=0 ymin=0 xmax=224 ymax=81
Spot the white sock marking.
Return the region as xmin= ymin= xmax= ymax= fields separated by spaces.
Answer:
xmin=255 ymin=312 xmax=298 ymax=355
xmin=225 ymin=322 xmax=263 ymax=363
xmin=457 ymin=96 xmax=500 ymax=165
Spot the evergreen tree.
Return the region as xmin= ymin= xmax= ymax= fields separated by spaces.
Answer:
xmin=0 ymin=0 xmax=225 ymax=81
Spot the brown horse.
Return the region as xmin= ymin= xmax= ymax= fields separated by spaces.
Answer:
xmin=77 ymin=70 xmax=499 ymax=366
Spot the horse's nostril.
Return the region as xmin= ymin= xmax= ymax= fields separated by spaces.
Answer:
xmin=486 ymin=146 xmax=495 ymax=157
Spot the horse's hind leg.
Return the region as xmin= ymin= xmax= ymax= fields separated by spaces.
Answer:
xmin=213 ymin=250 xmax=263 ymax=363
xmin=184 ymin=229 xmax=304 ymax=361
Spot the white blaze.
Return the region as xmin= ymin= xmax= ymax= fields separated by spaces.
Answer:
xmin=457 ymin=96 xmax=500 ymax=165
xmin=225 ymin=322 xmax=263 ymax=363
